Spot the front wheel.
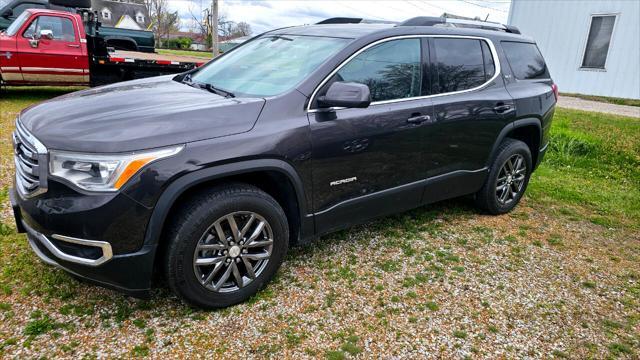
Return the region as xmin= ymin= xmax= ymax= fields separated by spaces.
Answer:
xmin=475 ymin=138 xmax=532 ymax=215
xmin=164 ymin=184 xmax=289 ymax=308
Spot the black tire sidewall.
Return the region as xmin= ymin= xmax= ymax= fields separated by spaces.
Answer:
xmin=483 ymin=139 xmax=532 ymax=214
xmin=167 ymin=188 xmax=288 ymax=308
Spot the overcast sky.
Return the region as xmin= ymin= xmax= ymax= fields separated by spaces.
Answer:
xmin=169 ymin=0 xmax=512 ymax=34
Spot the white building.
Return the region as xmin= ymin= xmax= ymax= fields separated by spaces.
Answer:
xmin=508 ymin=0 xmax=640 ymax=99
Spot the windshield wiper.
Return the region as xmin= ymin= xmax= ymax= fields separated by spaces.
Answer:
xmin=180 ymin=75 xmax=235 ymax=98
xmin=270 ymin=35 xmax=293 ymax=42
xmin=203 ymin=83 xmax=235 ymax=98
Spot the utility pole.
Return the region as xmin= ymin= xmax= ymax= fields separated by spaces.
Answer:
xmin=211 ymin=0 xmax=219 ymax=57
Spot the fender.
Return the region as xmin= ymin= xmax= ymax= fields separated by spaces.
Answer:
xmin=141 ymin=158 xmax=311 ymax=248
xmin=104 ymin=36 xmax=138 ymax=50
xmin=486 ymin=118 xmax=542 ymax=168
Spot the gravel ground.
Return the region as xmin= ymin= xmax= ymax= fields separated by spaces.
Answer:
xmin=558 ymin=96 xmax=640 ymax=118
xmin=0 ymin=200 xmax=638 ymax=359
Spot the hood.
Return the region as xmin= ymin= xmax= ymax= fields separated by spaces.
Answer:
xmin=19 ymin=76 xmax=266 ymax=153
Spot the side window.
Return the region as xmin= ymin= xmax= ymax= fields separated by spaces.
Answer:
xmin=29 ymin=15 xmax=76 ymax=42
xmin=332 ymin=38 xmax=422 ymax=102
xmin=23 ymin=17 xmax=37 ymax=38
xmin=581 ymin=15 xmax=616 ymax=69
xmin=432 ymin=38 xmax=491 ymax=93
xmin=502 ymin=41 xmax=550 ymax=80
xmin=481 ymin=41 xmax=495 ymax=80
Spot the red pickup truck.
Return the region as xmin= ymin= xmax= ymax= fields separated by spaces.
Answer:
xmin=0 ymin=8 xmax=208 ymax=87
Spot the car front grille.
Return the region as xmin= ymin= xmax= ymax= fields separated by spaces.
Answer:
xmin=13 ymin=119 xmax=48 ymax=198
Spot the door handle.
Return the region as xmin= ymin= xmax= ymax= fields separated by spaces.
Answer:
xmin=67 ymin=44 xmax=80 ymax=48
xmin=493 ymin=104 xmax=512 ymax=113
xmin=407 ymin=114 xmax=431 ymax=124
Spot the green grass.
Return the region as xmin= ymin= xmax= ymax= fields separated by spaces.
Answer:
xmin=527 ymin=108 xmax=640 ymax=229
xmin=156 ymin=48 xmax=213 ymax=59
xmin=561 ymin=93 xmax=640 ymax=107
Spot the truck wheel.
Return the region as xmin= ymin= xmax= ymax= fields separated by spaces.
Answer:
xmin=164 ymin=183 xmax=289 ymax=308
xmin=475 ymin=138 xmax=532 ymax=215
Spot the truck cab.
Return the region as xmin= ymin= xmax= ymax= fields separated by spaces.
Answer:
xmin=1 ymin=8 xmax=205 ymax=87
xmin=0 ymin=9 xmax=89 ymax=84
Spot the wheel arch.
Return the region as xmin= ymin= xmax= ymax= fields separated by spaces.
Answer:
xmin=143 ymin=159 xmax=312 ymax=253
xmin=488 ymin=118 xmax=542 ymax=169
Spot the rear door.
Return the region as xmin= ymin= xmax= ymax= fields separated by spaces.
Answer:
xmin=16 ymin=13 xmax=88 ymax=83
xmin=309 ymin=38 xmax=433 ymax=233
xmin=424 ymin=36 xmax=514 ymax=203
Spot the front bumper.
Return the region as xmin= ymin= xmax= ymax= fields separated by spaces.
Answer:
xmin=10 ymin=186 xmax=156 ymax=298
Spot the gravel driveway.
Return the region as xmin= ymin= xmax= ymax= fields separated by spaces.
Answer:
xmin=558 ymin=96 xmax=640 ymax=118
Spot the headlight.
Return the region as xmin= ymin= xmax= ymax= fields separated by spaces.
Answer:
xmin=49 ymin=145 xmax=184 ymax=192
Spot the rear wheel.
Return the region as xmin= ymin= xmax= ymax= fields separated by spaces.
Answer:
xmin=475 ymin=138 xmax=532 ymax=214
xmin=164 ymin=184 xmax=289 ymax=308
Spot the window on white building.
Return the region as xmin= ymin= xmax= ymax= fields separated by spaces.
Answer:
xmin=581 ymin=15 xmax=617 ymax=69
xmin=101 ymin=8 xmax=111 ymax=20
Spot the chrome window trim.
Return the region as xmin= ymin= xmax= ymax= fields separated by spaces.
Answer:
xmin=307 ymin=34 xmax=502 ymax=113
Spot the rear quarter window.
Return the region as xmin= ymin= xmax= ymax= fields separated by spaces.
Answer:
xmin=501 ymin=41 xmax=550 ymax=80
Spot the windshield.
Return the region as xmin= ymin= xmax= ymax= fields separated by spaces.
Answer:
xmin=190 ymin=35 xmax=350 ymax=97
xmin=5 ymin=11 xmax=30 ymax=36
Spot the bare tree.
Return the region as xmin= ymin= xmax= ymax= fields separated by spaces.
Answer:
xmin=177 ymin=0 xmax=252 ymax=51
xmin=187 ymin=3 xmax=208 ymax=42
xmin=234 ymin=22 xmax=252 ymax=37
xmin=144 ymin=0 xmax=180 ymax=48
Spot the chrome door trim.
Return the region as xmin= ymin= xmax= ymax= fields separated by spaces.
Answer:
xmin=307 ymin=34 xmax=502 ymax=113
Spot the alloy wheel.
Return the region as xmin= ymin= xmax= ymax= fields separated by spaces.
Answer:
xmin=193 ymin=211 xmax=273 ymax=293
xmin=495 ymin=154 xmax=527 ymax=205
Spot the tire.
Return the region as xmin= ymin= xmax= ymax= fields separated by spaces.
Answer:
xmin=164 ymin=183 xmax=289 ymax=309
xmin=475 ymin=138 xmax=532 ymax=215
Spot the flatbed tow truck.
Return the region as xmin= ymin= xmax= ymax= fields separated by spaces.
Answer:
xmin=0 ymin=5 xmax=208 ymax=88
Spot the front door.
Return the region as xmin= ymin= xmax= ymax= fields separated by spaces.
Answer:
xmin=16 ymin=13 xmax=88 ymax=83
xmin=309 ymin=38 xmax=433 ymax=233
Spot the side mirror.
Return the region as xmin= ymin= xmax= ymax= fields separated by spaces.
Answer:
xmin=1 ymin=9 xmax=12 ymax=18
xmin=39 ymin=29 xmax=54 ymax=40
xmin=317 ymin=82 xmax=371 ymax=109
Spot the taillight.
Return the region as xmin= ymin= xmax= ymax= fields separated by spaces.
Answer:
xmin=551 ymin=83 xmax=559 ymax=101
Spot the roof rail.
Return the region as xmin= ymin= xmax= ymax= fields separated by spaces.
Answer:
xmin=316 ymin=17 xmax=397 ymax=25
xmin=398 ymin=16 xmax=521 ymax=34
xmin=317 ymin=17 xmax=363 ymax=24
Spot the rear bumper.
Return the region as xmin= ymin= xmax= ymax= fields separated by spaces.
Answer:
xmin=10 ymin=187 xmax=155 ymax=298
